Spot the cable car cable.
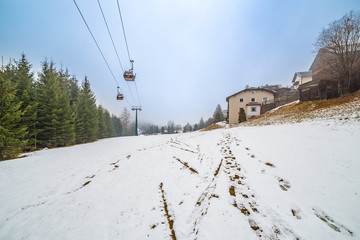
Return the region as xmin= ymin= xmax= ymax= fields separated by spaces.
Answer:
xmin=73 ymin=0 xmax=131 ymax=107
xmin=116 ymin=0 xmax=142 ymax=106
xmin=96 ymin=0 xmax=124 ymax=72
xmin=134 ymin=81 xmax=142 ymax=106
xmin=97 ymin=0 xmax=137 ymax=104
xmin=116 ymin=0 xmax=131 ymax=61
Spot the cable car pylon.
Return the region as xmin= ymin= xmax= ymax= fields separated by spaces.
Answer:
xmin=131 ymin=106 xmax=142 ymax=136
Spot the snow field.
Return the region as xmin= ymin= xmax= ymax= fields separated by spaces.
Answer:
xmin=0 ymin=120 xmax=359 ymax=239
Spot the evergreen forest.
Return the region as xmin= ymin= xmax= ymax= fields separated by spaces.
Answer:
xmin=0 ymin=54 xmax=124 ymax=160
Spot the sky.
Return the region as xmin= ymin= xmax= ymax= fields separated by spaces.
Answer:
xmin=0 ymin=0 xmax=359 ymax=126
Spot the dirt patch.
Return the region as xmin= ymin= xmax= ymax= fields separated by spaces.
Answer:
xmin=173 ymin=156 xmax=198 ymax=174
xmin=229 ymin=186 xmax=236 ymax=196
xmin=291 ymin=209 xmax=302 ymax=219
xmin=214 ymin=159 xmax=223 ymax=177
xmin=82 ymin=181 xmax=91 ymax=187
xmin=277 ymin=177 xmax=291 ymax=191
xmin=265 ymin=162 xmax=276 ymax=167
xmin=159 ymin=183 xmax=177 ymax=240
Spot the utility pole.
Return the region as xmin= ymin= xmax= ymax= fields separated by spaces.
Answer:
xmin=131 ymin=106 xmax=142 ymax=136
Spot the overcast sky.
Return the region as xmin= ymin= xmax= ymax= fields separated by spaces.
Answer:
xmin=0 ymin=0 xmax=359 ymax=126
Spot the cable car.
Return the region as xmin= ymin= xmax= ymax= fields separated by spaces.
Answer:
xmin=116 ymin=87 xmax=124 ymax=100
xmin=117 ymin=93 xmax=124 ymax=100
xmin=123 ymin=60 xmax=136 ymax=81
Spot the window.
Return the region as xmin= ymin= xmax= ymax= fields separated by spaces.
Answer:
xmin=239 ymin=98 xmax=244 ymax=102
xmin=263 ymin=97 xmax=268 ymax=102
xmin=251 ymin=90 xmax=255 ymax=94
xmin=251 ymin=98 xmax=255 ymax=102
xmin=251 ymin=107 xmax=256 ymax=112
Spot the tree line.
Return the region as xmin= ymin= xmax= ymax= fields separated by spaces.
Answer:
xmin=0 ymin=54 xmax=126 ymax=160
xmin=140 ymin=104 xmax=226 ymax=135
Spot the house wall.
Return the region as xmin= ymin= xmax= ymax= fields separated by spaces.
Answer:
xmin=294 ymin=75 xmax=312 ymax=89
xmin=247 ymin=105 xmax=261 ymax=118
xmin=228 ymin=89 xmax=274 ymax=124
xmin=301 ymin=75 xmax=312 ymax=85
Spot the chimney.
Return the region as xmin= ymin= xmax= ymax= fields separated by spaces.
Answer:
xmin=245 ymin=85 xmax=249 ymax=89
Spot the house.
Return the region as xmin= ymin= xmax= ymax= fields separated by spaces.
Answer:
xmin=297 ymin=48 xmax=340 ymax=101
xmin=226 ymin=87 xmax=275 ymax=124
xmin=292 ymin=71 xmax=312 ymax=89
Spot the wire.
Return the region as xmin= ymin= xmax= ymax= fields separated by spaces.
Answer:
xmin=116 ymin=0 xmax=131 ymax=61
xmin=96 ymin=0 xmax=124 ymax=72
xmin=73 ymin=0 xmax=131 ymax=107
xmin=134 ymin=80 xmax=142 ymax=105
xmin=97 ymin=0 xmax=137 ymax=105
xmin=116 ymin=0 xmax=142 ymax=107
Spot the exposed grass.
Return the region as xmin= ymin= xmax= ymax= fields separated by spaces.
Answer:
xmin=159 ymin=183 xmax=177 ymax=240
xmin=173 ymin=156 xmax=198 ymax=174
xmin=201 ymin=123 xmax=223 ymax=132
xmin=242 ymin=90 xmax=360 ymax=126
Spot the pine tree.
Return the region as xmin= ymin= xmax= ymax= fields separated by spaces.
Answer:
xmin=205 ymin=117 xmax=214 ymax=128
xmin=0 ymin=69 xmax=27 ymax=160
xmin=112 ymin=115 xmax=122 ymax=137
xmin=199 ymin=117 xmax=205 ymax=129
xmin=97 ymin=105 xmax=106 ymax=139
xmin=75 ymin=77 xmax=98 ymax=143
xmin=238 ymin=108 xmax=246 ymax=123
xmin=56 ymin=69 xmax=75 ymax=146
xmin=36 ymin=60 xmax=62 ymax=147
xmin=13 ymin=54 xmax=37 ymax=150
xmin=104 ymin=109 xmax=115 ymax=137
xmin=213 ymin=104 xmax=224 ymax=123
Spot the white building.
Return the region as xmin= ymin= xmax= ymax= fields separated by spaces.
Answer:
xmin=292 ymin=71 xmax=312 ymax=89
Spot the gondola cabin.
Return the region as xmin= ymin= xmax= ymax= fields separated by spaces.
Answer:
xmin=116 ymin=93 xmax=124 ymax=100
xmin=123 ymin=71 xmax=135 ymax=81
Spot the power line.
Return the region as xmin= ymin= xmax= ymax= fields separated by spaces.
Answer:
xmin=72 ymin=0 xmax=131 ymax=107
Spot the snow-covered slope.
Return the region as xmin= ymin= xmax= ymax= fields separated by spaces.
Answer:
xmin=1 ymin=120 xmax=359 ymax=239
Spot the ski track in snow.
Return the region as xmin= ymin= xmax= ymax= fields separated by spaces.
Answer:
xmin=0 ymin=121 xmax=359 ymax=239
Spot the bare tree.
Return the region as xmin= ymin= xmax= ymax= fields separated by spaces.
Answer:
xmin=315 ymin=11 xmax=360 ymax=94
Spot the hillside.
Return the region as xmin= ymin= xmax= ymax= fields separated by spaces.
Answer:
xmin=242 ymin=90 xmax=360 ymax=126
xmin=1 ymin=104 xmax=359 ymax=239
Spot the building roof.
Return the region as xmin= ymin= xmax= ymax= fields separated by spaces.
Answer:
xmin=292 ymin=71 xmax=312 ymax=83
xmin=226 ymin=88 xmax=274 ymax=101
xmin=246 ymin=102 xmax=261 ymax=106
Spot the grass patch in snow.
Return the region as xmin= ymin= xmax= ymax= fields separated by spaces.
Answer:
xmin=173 ymin=156 xmax=198 ymax=174
xmin=265 ymin=162 xmax=275 ymax=168
xmin=201 ymin=123 xmax=223 ymax=131
xmin=159 ymin=183 xmax=177 ymax=240
xmin=242 ymin=90 xmax=360 ymax=125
